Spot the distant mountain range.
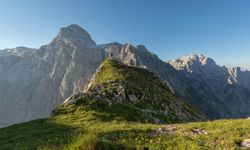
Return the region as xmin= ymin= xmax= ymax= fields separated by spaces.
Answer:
xmin=1 ymin=24 xmax=250 ymax=127
xmin=169 ymin=54 xmax=250 ymax=118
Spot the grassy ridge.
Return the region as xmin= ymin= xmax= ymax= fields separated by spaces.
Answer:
xmin=0 ymin=59 xmax=245 ymax=149
xmin=0 ymin=97 xmax=250 ymax=149
xmin=88 ymin=59 xmax=205 ymax=122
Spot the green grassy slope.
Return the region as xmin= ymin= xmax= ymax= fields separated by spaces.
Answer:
xmin=0 ymin=59 xmax=221 ymax=150
xmin=1 ymin=98 xmax=250 ymax=149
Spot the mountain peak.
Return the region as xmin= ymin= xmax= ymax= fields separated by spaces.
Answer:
xmin=169 ymin=53 xmax=219 ymax=74
xmin=180 ymin=53 xmax=215 ymax=65
xmin=53 ymin=24 xmax=96 ymax=46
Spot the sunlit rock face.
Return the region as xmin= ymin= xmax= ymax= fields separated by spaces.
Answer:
xmin=1 ymin=24 xmax=250 ymax=128
xmin=169 ymin=54 xmax=224 ymax=75
xmin=169 ymin=54 xmax=250 ymax=119
xmin=0 ymin=25 xmax=228 ymax=128
xmin=228 ymin=67 xmax=250 ymax=89
xmin=0 ymin=25 xmax=192 ymax=127
xmin=0 ymin=25 xmax=107 ymax=127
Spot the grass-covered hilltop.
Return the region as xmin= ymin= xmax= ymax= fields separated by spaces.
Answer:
xmin=1 ymin=59 xmax=250 ymax=149
xmin=83 ymin=59 xmax=206 ymax=123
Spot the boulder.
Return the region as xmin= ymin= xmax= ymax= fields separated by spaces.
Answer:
xmin=241 ymin=139 xmax=250 ymax=148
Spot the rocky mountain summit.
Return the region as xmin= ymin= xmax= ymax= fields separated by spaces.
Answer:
xmin=169 ymin=54 xmax=250 ymax=118
xmin=169 ymin=54 xmax=225 ymax=75
xmin=0 ymin=24 xmax=205 ymax=127
xmin=1 ymin=24 xmax=250 ymax=127
xmin=0 ymin=25 xmax=106 ymax=127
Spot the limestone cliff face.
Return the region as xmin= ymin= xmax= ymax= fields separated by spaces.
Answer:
xmin=1 ymin=25 xmax=204 ymax=127
xmin=228 ymin=67 xmax=250 ymax=89
xmin=1 ymin=25 xmax=249 ymax=127
xmin=169 ymin=54 xmax=250 ymax=118
xmin=0 ymin=25 xmax=166 ymax=127
xmin=0 ymin=25 xmax=106 ymax=127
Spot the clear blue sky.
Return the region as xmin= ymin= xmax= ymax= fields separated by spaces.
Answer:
xmin=0 ymin=0 xmax=250 ymax=68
